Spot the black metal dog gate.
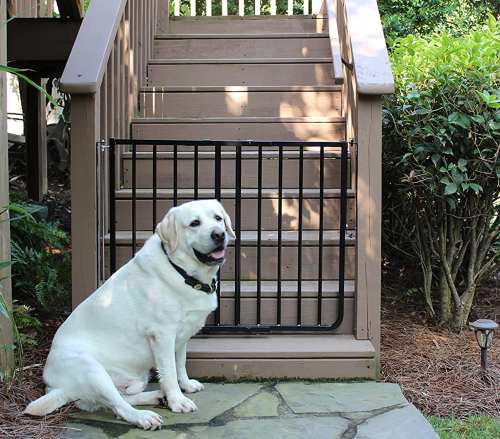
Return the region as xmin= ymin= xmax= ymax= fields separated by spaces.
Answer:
xmin=100 ymin=139 xmax=351 ymax=333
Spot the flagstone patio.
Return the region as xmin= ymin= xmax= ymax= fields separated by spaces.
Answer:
xmin=62 ymin=382 xmax=438 ymax=439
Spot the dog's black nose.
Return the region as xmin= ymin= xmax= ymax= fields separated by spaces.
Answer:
xmin=211 ymin=230 xmax=225 ymax=243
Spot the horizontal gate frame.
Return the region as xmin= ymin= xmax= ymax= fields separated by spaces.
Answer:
xmin=108 ymin=138 xmax=351 ymax=334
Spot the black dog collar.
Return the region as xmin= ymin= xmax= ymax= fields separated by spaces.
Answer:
xmin=161 ymin=241 xmax=216 ymax=294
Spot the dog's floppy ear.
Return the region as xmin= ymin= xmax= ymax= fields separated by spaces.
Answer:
xmin=156 ymin=207 xmax=179 ymax=253
xmin=218 ymin=201 xmax=236 ymax=239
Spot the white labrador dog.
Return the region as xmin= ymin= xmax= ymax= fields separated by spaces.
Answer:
xmin=25 ymin=199 xmax=235 ymax=430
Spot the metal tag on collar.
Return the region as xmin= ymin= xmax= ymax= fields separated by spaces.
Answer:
xmin=194 ymin=284 xmax=202 ymax=290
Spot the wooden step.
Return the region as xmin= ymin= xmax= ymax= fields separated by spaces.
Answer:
xmin=147 ymin=60 xmax=334 ymax=87
xmin=131 ymin=117 xmax=345 ymax=141
xmin=114 ymin=188 xmax=356 ymax=231
xmin=167 ymin=15 xmax=328 ymax=34
xmin=186 ymin=335 xmax=376 ymax=379
xmin=120 ymin=149 xmax=350 ymax=189
xmin=105 ymin=230 xmax=356 ymax=281
xmin=139 ymin=86 xmax=342 ymax=118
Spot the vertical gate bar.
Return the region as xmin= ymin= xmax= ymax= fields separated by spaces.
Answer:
xmin=173 ymin=143 xmax=178 ymax=207
xmin=297 ymin=145 xmax=303 ymax=325
xmin=277 ymin=144 xmax=283 ymax=325
xmin=338 ymin=142 xmax=348 ymax=325
xmin=256 ymin=144 xmax=262 ymax=325
xmin=317 ymin=145 xmax=324 ymax=324
xmin=214 ymin=143 xmax=221 ymax=325
xmin=152 ymin=143 xmax=157 ymax=231
xmin=109 ymin=139 xmax=116 ymax=275
xmin=194 ymin=144 xmax=199 ymax=200
xmin=132 ymin=140 xmax=137 ymax=256
xmin=214 ymin=144 xmax=221 ymax=201
xmin=234 ymin=143 xmax=242 ymax=326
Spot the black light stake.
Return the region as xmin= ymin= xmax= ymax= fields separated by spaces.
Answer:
xmin=470 ymin=319 xmax=498 ymax=370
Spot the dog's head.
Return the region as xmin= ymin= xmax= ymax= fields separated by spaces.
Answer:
xmin=156 ymin=199 xmax=235 ymax=266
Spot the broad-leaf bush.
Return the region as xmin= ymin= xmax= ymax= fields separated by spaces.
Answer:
xmin=383 ymin=16 xmax=500 ymax=330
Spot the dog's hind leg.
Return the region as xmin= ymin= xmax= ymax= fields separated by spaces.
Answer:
xmin=82 ymin=359 xmax=163 ymax=430
xmin=123 ymin=391 xmax=164 ymax=406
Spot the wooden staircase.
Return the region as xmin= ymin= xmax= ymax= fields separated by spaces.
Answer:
xmin=60 ymin=0 xmax=394 ymax=380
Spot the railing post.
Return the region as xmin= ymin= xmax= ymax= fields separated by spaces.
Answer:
xmin=70 ymin=92 xmax=101 ymax=307
xmin=157 ymin=0 xmax=169 ymax=33
xmin=355 ymin=95 xmax=382 ymax=360
xmin=0 ymin=0 xmax=13 ymax=373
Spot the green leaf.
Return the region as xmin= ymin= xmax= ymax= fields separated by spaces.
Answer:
xmin=445 ymin=183 xmax=458 ymax=195
xmin=469 ymin=183 xmax=483 ymax=194
xmin=470 ymin=115 xmax=485 ymax=124
xmin=448 ymin=112 xmax=471 ymax=129
xmin=457 ymin=158 xmax=467 ymax=171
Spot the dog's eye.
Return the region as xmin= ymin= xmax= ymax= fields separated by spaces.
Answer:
xmin=190 ymin=219 xmax=201 ymax=227
xmin=214 ymin=215 xmax=223 ymax=221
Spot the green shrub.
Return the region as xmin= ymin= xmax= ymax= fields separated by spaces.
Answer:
xmin=383 ymin=16 xmax=499 ymax=330
xmin=379 ymin=0 xmax=499 ymax=42
xmin=9 ymin=203 xmax=71 ymax=312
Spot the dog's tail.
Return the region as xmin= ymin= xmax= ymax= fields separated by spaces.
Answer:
xmin=24 ymin=389 xmax=69 ymax=416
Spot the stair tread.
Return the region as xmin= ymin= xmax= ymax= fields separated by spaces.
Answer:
xmin=115 ymin=188 xmax=355 ymax=199
xmin=106 ymin=230 xmax=356 ymax=245
xmin=188 ymin=334 xmax=375 ymax=359
xmin=132 ymin=116 xmax=345 ymax=124
xmin=148 ymin=57 xmax=332 ymax=65
xmin=156 ymin=32 xmax=329 ymax=39
xmin=140 ymin=85 xmax=343 ymax=92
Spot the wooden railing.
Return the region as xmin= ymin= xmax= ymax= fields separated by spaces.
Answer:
xmin=60 ymin=0 xmax=161 ymax=305
xmin=171 ymin=0 xmax=324 ymax=16
xmin=8 ymin=0 xmax=55 ymax=17
xmin=333 ymin=0 xmax=394 ymax=358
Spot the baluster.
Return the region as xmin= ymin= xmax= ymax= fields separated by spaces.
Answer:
xmin=270 ymin=0 xmax=276 ymax=15
xmin=174 ymin=0 xmax=180 ymax=16
xmin=287 ymin=0 xmax=293 ymax=15
xmin=206 ymin=0 xmax=212 ymax=16
xmin=222 ymin=0 xmax=228 ymax=16
xmin=190 ymin=0 xmax=196 ymax=16
xmin=239 ymin=0 xmax=244 ymax=16
xmin=304 ymin=0 xmax=309 ymax=15
xmin=254 ymin=0 xmax=260 ymax=15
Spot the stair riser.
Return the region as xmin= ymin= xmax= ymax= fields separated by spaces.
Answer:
xmin=139 ymin=90 xmax=342 ymax=118
xmin=115 ymin=197 xmax=356 ymax=231
xmin=205 ymin=297 xmax=354 ymax=332
xmin=154 ymin=37 xmax=331 ymax=59
xmin=147 ymin=63 xmax=334 ymax=87
xmin=168 ymin=17 xmax=328 ymax=34
xmin=132 ymin=121 xmax=345 ymax=141
xmin=106 ymin=245 xmax=356 ymax=280
xmin=122 ymin=155 xmax=350 ymax=189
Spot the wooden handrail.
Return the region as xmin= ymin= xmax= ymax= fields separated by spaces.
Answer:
xmin=60 ymin=0 xmax=126 ymax=93
xmin=347 ymin=0 xmax=394 ymax=94
xmin=325 ymin=0 xmax=343 ymax=84
xmin=336 ymin=0 xmax=394 ymax=95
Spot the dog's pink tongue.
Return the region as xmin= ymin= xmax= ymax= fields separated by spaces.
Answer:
xmin=210 ymin=249 xmax=225 ymax=259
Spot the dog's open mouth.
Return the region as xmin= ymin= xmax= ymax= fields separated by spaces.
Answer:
xmin=193 ymin=247 xmax=225 ymax=265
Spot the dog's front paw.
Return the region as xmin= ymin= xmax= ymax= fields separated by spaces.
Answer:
xmin=132 ymin=409 xmax=163 ymax=430
xmin=168 ymin=394 xmax=197 ymax=413
xmin=180 ymin=379 xmax=204 ymax=394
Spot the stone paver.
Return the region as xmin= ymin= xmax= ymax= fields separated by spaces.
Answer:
xmin=63 ymin=381 xmax=438 ymax=439
xmin=276 ymin=382 xmax=407 ymax=414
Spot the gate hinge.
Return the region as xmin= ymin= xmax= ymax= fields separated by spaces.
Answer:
xmin=97 ymin=139 xmax=109 ymax=151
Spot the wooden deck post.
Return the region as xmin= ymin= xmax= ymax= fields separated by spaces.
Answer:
xmin=1 ymin=0 xmax=14 ymax=373
xmin=355 ymin=95 xmax=382 ymax=365
xmin=24 ymin=76 xmax=48 ymax=201
xmin=70 ymin=93 xmax=100 ymax=307
xmin=157 ymin=0 xmax=169 ymax=33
